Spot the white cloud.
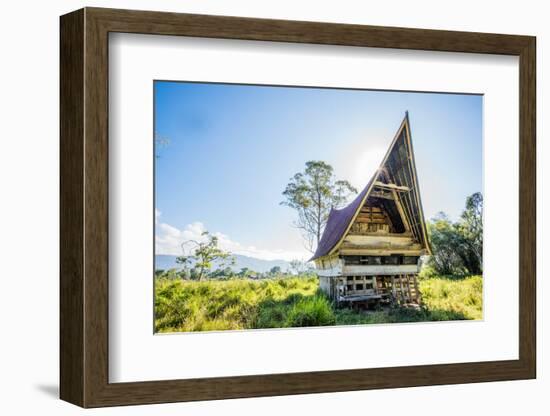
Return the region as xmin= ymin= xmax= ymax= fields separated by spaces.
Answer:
xmin=155 ymin=220 xmax=205 ymax=256
xmin=155 ymin=213 xmax=308 ymax=261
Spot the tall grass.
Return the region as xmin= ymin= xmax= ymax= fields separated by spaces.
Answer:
xmin=155 ymin=277 xmax=323 ymax=332
xmin=155 ymin=274 xmax=482 ymax=333
xmin=420 ymin=275 xmax=482 ymax=320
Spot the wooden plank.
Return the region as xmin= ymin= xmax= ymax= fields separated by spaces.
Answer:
xmin=374 ymin=181 xmax=410 ymax=192
xmin=317 ymin=267 xmax=343 ymax=277
xmin=344 ymin=234 xmax=415 ymax=246
xmin=360 ymin=206 xmax=382 ymax=213
xmin=319 ymin=276 xmax=332 ymax=295
xmin=346 ymin=288 xmax=377 ymax=296
xmin=354 ymin=217 xmax=387 ymax=224
xmin=339 ymin=248 xmax=425 ymax=256
xmin=316 ymin=254 xmax=340 ymax=270
xmin=342 ymin=264 xmax=419 ymax=276
xmin=392 ymin=189 xmax=411 ymax=232
xmin=403 ymin=117 xmax=432 ymax=255
xmin=338 ymin=294 xmax=384 ymax=302
xmin=347 ymin=231 xmax=413 ymax=238
xmin=392 ymin=165 xmax=420 ymax=243
xmin=340 ymin=242 xmax=423 ymax=251
xmin=370 ymin=190 xmax=395 ymax=200
xmin=357 ymin=212 xmax=386 ymax=220
xmin=413 ymin=274 xmax=421 ymax=304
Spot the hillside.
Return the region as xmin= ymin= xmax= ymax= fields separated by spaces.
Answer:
xmin=155 ymin=254 xmax=291 ymax=274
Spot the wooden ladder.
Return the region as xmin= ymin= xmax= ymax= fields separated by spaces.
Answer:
xmin=391 ymin=274 xmax=421 ymax=305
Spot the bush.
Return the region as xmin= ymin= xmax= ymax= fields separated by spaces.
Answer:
xmin=284 ymin=295 xmax=336 ymax=327
xmin=418 ymin=265 xmax=438 ymax=279
xmin=254 ymin=301 xmax=290 ymax=328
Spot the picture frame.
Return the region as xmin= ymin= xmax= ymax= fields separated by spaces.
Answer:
xmin=60 ymin=7 xmax=536 ymax=408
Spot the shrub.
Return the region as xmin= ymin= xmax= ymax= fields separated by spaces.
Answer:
xmin=285 ymin=295 xmax=336 ymax=327
xmin=254 ymin=301 xmax=290 ymax=328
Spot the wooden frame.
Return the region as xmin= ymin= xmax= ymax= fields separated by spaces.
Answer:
xmin=60 ymin=7 xmax=536 ymax=408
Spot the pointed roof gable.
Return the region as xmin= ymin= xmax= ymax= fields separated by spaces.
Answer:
xmin=311 ymin=112 xmax=431 ymax=261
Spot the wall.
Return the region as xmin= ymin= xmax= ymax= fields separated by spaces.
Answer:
xmin=0 ymin=0 xmax=545 ymax=414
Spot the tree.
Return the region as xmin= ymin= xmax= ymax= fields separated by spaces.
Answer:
xmin=238 ymin=267 xmax=257 ymax=278
xmin=427 ymin=213 xmax=466 ymax=275
xmin=238 ymin=267 xmax=250 ymax=277
xmin=269 ymin=266 xmax=282 ymax=276
xmin=281 ymin=161 xmax=357 ymax=251
xmin=427 ymin=192 xmax=483 ymax=276
xmin=176 ymin=231 xmax=235 ymax=281
xmin=289 ymin=259 xmax=306 ymax=275
xmin=458 ymin=192 xmax=483 ymax=274
xmin=209 ymin=266 xmax=234 ymax=279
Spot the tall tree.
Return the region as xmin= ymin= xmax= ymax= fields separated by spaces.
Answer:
xmin=427 ymin=213 xmax=466 ymax=275
xmin=458 ymin=192 xmax=483 ymax=274
xmin=176 ymin=231 xmax=235 ymax=281
xmin=427 ymin=192 xmax=483 ymax=276
xmin=281 ymin=161 xmax=357 ymax=252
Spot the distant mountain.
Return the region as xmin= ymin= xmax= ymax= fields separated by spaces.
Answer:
xmin=155 ymin=254 xmax=291 ymax=274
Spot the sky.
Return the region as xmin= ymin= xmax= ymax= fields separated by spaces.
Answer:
xmin=154 ymin=81 xmax=482 ymax=262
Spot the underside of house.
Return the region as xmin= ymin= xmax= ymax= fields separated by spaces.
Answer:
xmin=311 ymin=112 xmax=431 ymax=306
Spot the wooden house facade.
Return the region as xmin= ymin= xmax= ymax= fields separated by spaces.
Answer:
xmin=311 ymin=113 xmax=431 ymax=306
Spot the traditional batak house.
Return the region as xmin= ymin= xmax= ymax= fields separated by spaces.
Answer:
xmin=311 ymin=113 xmax=431 ymax=306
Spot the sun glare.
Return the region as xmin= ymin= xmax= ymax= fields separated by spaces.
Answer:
xmin=350 ymin=146 xmax=386 ymax=189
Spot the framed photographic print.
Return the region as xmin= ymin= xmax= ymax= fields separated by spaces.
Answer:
xmin=60 ymin=7 xmax=536 ymax=408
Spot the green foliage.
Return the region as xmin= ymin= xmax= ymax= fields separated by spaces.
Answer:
xmin=155 ymin=274 xmax=482 ymax=332
xmin=155 ymin=276 xmax=320 ymax=332
xmin=427 ymin=213 xmax=467 ymax=275
xmin=418 ymin=264 xmax=439 ymax=279
xmin=332 ymin=275 xmax=482 ymax=324
xmin=458 ymin=192 xmax=483 ymax=274
xmin=428 ymin=192 xmax=483 ymax=275
xmin=155 ymin=268 xmax=185 ymax=280
xmin=285 ymin=296 xmax=336 ymax=327
xmin=238 ymin=267 xmax=255 ymax=278
xmin=420 ymin=275 xmax=482 ymax=320
xmin=176 ymin=230 xmax=235 ymax=281
xmin=269 ymin=266 xmax=282 ymax=275
xmin=208 ymin=266 xmax=235 ymax=279
xmin=281 ymin=161 xmax=357 ymax=251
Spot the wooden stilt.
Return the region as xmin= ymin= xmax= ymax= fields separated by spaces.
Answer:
xmin=391 ymin=275 xmax=396 ymax=304
xmin=406 ymin=274 xmax=413 ymax=303
xmin=412 ymin=274 xmax=421 ymax=304
xmin=399 ymin=274 xmax=405 ymax=303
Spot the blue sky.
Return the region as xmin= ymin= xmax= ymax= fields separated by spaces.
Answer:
xmin=154 ymin=81 xmax=482 ymax=261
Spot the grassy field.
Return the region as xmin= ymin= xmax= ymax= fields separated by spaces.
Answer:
xmin=154 ymin=274 xmax=482 ymax=333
